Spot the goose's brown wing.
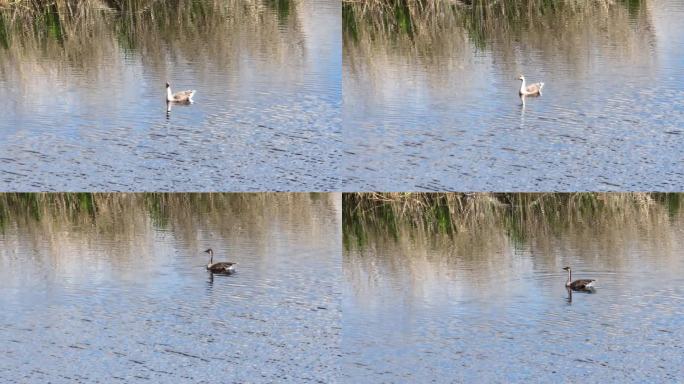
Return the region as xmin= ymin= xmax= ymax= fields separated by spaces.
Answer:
xmin=570 ymin=279 xmax=595 ymax=290
xmin=214 ymin=262 xmax=235 ymax=268
xmin=209 ymin=262 xmax=236 ymax=273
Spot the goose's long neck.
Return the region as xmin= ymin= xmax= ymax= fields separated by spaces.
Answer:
xmin=519 ymin=78 xmax=526 ymax=94
xmin=567 ymin=269 xmax=572 ymax=284
xmin=166 ymin=86 xmax=173 ymax=101
xmin=209 ymin=250 xmax=213 ymax=265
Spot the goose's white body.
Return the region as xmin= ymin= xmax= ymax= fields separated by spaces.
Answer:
xmin=166 ymin=83 xmax=196 ymax=103
xmin=518 ymin=75 xmax=544 ymax=96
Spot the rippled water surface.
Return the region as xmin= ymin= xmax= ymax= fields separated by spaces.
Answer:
xmin=0 ymin=193 xmax=341 ymax=383
xmin=343 ymin=0 xmax=684 ymax=190
xmin=343 ymin=199 xmax=684 ymax=382
xmin=0 ymin=0 xmax=341 ymax=191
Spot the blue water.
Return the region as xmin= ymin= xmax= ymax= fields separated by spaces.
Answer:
xmin=0 ymin=0 xmax=341 ymax=191
xmin=0 ymin=194 xmax=341 ymax=383
xmin=343 ymin=0 xmax=684 ymax=191
xmin=343 ymin=208 xmax=684 ymax=382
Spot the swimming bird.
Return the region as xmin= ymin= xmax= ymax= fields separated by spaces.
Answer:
xmin=166 ymin=82 xmax=196 ymax=103
xmin=518 ymin=74 xmax=544 ymax=96
xmin=563 ymin=266 xmax=595 ymax=291
xmin=204 ymin=248 xmax=236 ymax=274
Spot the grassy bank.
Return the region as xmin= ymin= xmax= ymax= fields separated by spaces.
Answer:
xmin=344 ymin=193 xmax=683 ymax=248
xmin=344 ymin=0 xmax=646 ymax=40
xmin=343 ymin=0 xmax=651 ymax=64
xmin=0 ymin=192 xmax=330 ymax=234
xmin=0 ymin=0 xmax=296 ymax=55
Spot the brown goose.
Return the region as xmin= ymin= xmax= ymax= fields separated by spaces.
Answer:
xmin=166 ymin=82 xmax=196 ymax=103
xmin=518 ymin=74 xmax=544 ymax=96
xmin=563 ymin=266 xmax=595 ymax=291
xmin=204 ymin=248 xmax=236 ymax=274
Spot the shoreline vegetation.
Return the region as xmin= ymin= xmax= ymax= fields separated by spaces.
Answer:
xmin=0 ymin=0 xmax=295 ymax=52
xmin=343 ymin=0 xmax=646 ymax=39
xmin=0 ymin=0 xmax=296 ymax=43
xmin=0 ymin=0 xmax=292 ymax=19
xmin=0 ymin=192 xmax=329 ymax=231
xmin=343 ymin=0 xmax=651 ymax=71
xmin=344 ymin=193 xmax=683 ymax=248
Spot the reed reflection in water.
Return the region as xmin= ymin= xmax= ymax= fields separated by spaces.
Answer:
xmin=0 ymin=0 xmax=341 ymax=191
xmin=343 ymin=0 xmax=684 ymax=191
xmin=342 ymin=193 xmax=684 ymax=382
xmin=0 ymin=193 xmax=341 ymax=383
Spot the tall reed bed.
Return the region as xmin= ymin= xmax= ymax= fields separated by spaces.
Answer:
xmin=345 ymin=0 xmax=645 ymax=37
xmin=0 ymin=193 xmax=329 ymax=233
xmin=344 ymin=193 xmax=682 ymax=248
xmin=0 ymin=0 xmax=296 ymax=55
xmin=344 ymin=0 xmax=651 ymax=62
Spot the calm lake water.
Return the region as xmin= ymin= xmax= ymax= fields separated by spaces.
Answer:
xmin=343 ymin=201 xmax=684 ymax=382
xmin=0 ymin=193 xmax=341 ymax=383
xmin=0 ymin=0 xmax=341 ymax=191
xmin=343 ymin=0 xmax=684 ymax=191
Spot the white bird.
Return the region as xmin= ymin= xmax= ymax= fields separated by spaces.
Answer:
xmin=517 ymin=74 xmax=544 ymax=96
xmin=166 ymin=82 xmax=196 ymax=103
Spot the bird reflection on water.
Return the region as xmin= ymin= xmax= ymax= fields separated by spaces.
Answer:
xmin=565 ymin=286 xmax=596 ymax=305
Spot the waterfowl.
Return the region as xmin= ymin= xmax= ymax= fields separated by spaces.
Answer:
xmin=563 ymin=266 xmax=595 ymax=291
xmin=166 ymin=82 xmax=196 ymax=103
xmin=518 ymin=74 xmax=544 ymax=96
xmin=204 ymin=248 xmax=236 ymax=274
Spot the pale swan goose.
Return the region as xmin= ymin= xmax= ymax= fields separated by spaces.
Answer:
xmin=204 ymin=248 xmax=236 ymax=274
xmin=518 ymin=74 xmax=544 ymax=96
xmin=563 ymin=266 xmax=595 ymax=291
xmin=166 ymin=82 xmax=196 ymax=103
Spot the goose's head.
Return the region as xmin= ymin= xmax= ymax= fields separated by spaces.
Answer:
xmin=166 ymin=82 xmax=171 ymax=88
xmin=204 ymin=248 xmax=214 ymax=266
xmin=562 ymin=266 xmax=571 ymax=271
xmin=517 ymin=74 xmax=525 ymax=81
